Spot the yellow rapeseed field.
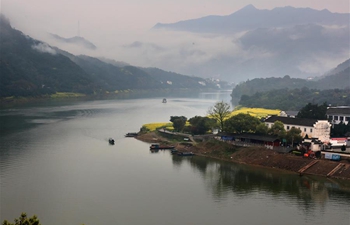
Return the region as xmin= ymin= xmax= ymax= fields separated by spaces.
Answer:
xmin=141 ymin=121 xmax=192 ymax=131
xmin=142 ymin=108 xmax=279 ymax=131
xmin=229 ymin=107 xmax=280 ymax=118
xmin=142 ymin=123 xmax=173 ymax=131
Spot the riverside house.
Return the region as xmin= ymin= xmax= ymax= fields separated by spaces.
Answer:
xmin=326 ymin=106 xmax=350 ymax=125
xmin=264 ymin=116 xmax=331 ymax=142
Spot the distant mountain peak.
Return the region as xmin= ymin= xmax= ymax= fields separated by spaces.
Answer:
xmin=49 ymin=33 xmax=97 ymax=50
xmin=240 ymin=4 xmax=257 ymax=11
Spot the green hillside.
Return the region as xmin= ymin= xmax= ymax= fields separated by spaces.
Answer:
xmin=0 ymin=15 xmax=219 ymax=98
xmin=0 ymin=16 xmax=94 ymax=97
xmin=231 ymin=59 xmax=350 ymax=101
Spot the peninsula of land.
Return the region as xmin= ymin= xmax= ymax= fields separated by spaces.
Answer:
xmin=135 ymin=131 xmax=350 ymax=181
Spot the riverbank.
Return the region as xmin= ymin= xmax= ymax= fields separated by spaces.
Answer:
xmin=135 ymin=131 xmax=350 ymax=180
xmin=0 ymin=88 xmax=220 ymax=109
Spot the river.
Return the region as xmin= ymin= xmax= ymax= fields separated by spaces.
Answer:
xmin=1 ymin=91 xmax=349 ymax=225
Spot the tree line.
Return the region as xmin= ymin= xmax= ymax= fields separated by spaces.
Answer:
xmin=238 ymin=88 xmax=350 ymax=110
xmin=168 ymin=101 xmax=349 ymax=146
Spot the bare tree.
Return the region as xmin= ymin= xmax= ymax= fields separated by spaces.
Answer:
xmin=207 ymin=101 xmax=231 ymax=132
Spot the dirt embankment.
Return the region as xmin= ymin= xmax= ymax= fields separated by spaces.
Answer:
xmin=135 ymin=131 xmax=350 ymax=180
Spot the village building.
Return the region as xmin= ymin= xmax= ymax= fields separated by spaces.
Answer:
xmin=326 ymin=106 xmax=350 ymax=125
xmin=264 ymin=116 xmax=331 ymax=142
xmin=279 ymin=110 xmax=299 ymax=118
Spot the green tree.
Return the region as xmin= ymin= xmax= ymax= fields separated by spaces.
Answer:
xmin=2 ymin=213 xmax=41 ymax=225
xmin=188 ymin=116 xmax=216 ymax=135
xmin=224 ymin=113 xmax=261 ymax=134
xmin=170 ymin=116 xmax=187 ymax=132
xmin=268 ymin=121 xmax=286 ymax=139
xmin=296 ymin=102 xmax=327 ymax=119
xmin=207 ymin=101 xmax=231 ymax=132
xmin=331 ymin=122 xmax=350 ymax=137
xmin=256 ymin=123 xmax=269 ymax=135
xmin=286 ymin=127 xmax=303 ymax=146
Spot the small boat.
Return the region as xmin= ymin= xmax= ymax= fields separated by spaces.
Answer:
xmin=171 ymin=149 xmax=178 ymax=154
xmin=177 ymin=152 xmax=194 ymax=156
xmin=125 ymin=132 xmax=138 ymax=137
xmin=162 ymin=98 xmax=167 ymax=103
xmin=109 ymin=138 xmax=115 ymax=145
xmin=150 ymin=143 xmax=175 ymax=150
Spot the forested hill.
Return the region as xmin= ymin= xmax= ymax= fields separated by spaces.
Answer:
xmin=230 ymin=75 xmax=314 ymax=99
xmin=0 ymin=15 xmax=219 ymax=98
xmin=0 ymin=16 xmax=93 ymax=97
xmin=231 ymin=59 xmax=350 ymax=99
xmin=238 ymin=88 xmax=350 ymax=110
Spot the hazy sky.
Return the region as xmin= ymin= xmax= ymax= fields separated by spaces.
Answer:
xmin=1 ymin=0 xmax=349 ymax=79
xmin=2 ymin=0 xmax=349 ymax=35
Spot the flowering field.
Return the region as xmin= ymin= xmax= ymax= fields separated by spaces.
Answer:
xmin=142 ymin=108 xmax=279 ymax=131
xmin=141 ymin=122 xmax=173 ymax=131
xmin=230 ymin=107 xmax=280 ymax=118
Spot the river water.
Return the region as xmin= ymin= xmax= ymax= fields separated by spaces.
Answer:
xmin=1 ymin=91 xmax=350 ymax=225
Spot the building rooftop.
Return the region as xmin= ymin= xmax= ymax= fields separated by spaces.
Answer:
xmin=265 ymin=116 xmax=318 ymax=127
xmin=326 ymin=107 xmax=350 ymax=115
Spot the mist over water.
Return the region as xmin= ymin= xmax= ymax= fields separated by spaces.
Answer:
xmin=1 ymin=92 xmax=349 ymax=225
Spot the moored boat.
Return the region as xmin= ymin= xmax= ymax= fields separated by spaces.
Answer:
xmin=162 ymin=98 xmax=167 ymax=103
xmin=150 ymin=143 xmax=175 ymax=150
xmin=125 ymin=132 xmax=138 ymax=137
xmin=177 ymin=152 xmax=194 ymax=156
xmin=171 ymin=149 xmax=178 ymax=154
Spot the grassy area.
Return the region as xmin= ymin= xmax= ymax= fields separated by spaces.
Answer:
xmin=230 ymin=107 xmax=280 ymax=118
xmin=50 ymin=92 xmax=86 ymax=98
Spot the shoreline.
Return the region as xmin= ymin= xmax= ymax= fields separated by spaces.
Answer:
xmin=135 ymin=131 xmax=350 ymax=181
xmin=0 ymin=88 xmax=223 ymax=109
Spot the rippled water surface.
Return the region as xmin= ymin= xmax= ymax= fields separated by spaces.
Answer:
xmin=1 ymin=92 xmax=350 ymax=225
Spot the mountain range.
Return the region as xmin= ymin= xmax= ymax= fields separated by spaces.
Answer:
xmin=153 ymin=4 xmax=349 ymax=33
xmin=151 ymin=5 xmax=349 ymax=82
xmin=0 ymin=15 xmax=221 ymax=98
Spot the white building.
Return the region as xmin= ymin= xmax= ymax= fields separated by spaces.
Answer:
xmin=279 ymin=111 xmax=299 ymax=118
xmin=264 ymin=116 xmax=331 ymax=142
xmin=326 ymin=106 xmax=350 ymax=125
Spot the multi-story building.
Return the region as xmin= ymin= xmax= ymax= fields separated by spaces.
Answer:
xmin=264 ymin=116 xmax=331 ymax=142
xmin=326 ymin=106 xmax=350 ymax=125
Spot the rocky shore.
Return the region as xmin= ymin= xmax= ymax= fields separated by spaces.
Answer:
xmin=135 ymin=131 xmax=350 ymax=180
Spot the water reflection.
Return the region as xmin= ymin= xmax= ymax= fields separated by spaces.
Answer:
xmin=172 ymin=154 xmax=350 ymax=211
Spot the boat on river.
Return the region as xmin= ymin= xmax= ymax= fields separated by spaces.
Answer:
xmin=171 ymin=149 xmax=178 ymax=154
xmin=109 ymin=138 xmax=115 ymax=145
xmin=177 ymin=152 xmax=194 ymax=156
xmin=125 ymin=132 xmax=138 ymax=137
xmin=150 ymin=143 xmax=175 ymax=150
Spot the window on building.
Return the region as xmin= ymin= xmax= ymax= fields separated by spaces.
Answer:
xmin=346 ymin=117 xmax=350 ymax=122
xmin=286 ymin=126 xmax=290 ymax=130
xmin=328 ymin=115 xmax=332 ymax=120
xmin=334 ymin=116 xmax=339 ymax=120
xmin=340 ymin=116 xmax=344 ymax=121
xmin=310 ymin=128 xmax=313 ymax=132
xmin=304 ymin=128 xmax=306 ymax=132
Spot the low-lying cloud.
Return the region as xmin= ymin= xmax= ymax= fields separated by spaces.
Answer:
xmin=35 ymin=24 xmax=349 ymax=82
xmin=32 ymin=43 xmax=57 ymax=55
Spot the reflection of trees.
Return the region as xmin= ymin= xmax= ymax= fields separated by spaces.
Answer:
xmin=171 ymin=154 xmax=184 ymax=167
xmin=172 ymin=155 xmax=350 ymax=212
